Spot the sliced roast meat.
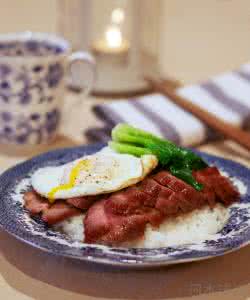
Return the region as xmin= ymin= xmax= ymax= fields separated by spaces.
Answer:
xmin=84 ymin=167 xmax=239 ymax=245
xmin=24 ymin=191 xmax=49 ymax=215
xmin=24 ymin=190 xmax=82 ymax=224
xmin=153 ymin=171 xmax=190 ymax=193
xmin=66 ymin=195 xmax=100 ymax=210
xmin=42 ymin=201 xmax=81 ymax=225
xmin=193 ymin=167 xmax=239 ymax=205
xmin=105 ymin=186 xmax=153 ymax=215
xmin=84 ymin=200 xmax=110 ymax=242
xmin=84 ymin=199 xmax=154 ymax=245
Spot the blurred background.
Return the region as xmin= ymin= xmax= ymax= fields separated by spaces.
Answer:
xmin=0 ymin=0 xmax=250 ymax=158
xmin=0 ymin=0 xmax=250 ymax=84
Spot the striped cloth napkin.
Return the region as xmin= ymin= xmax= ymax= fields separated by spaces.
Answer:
xmin=85 ymin=63 xmax=250 ymax=146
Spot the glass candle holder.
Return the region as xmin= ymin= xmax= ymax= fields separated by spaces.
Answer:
xmin=58 ymin=0 xmax=160 ymax=97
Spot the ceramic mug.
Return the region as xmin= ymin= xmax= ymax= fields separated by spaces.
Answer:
xmin=0 ymin=32 xmax=96 ymax=146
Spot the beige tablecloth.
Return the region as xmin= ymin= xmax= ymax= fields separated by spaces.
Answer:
xmin=1 ymin=93 xmax=250 ymax=300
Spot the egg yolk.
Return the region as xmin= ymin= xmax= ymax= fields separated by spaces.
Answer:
xmin=48 ymin=159 xmax=91 ymax=202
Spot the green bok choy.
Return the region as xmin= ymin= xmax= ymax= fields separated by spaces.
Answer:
xmin=109 ymin=123 xmax=207 ymax=191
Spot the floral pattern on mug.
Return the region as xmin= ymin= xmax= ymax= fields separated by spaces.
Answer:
xmin=0 ymin=39 xmax=65 ymax=145
xmin=0 ymin=62 xmax=64 ymax=105
xmin=0 ymin=108 xmax=61 ymax=144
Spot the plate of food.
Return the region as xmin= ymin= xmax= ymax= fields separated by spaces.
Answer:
xmin=0 ymin=124 xmax=249 ymax=267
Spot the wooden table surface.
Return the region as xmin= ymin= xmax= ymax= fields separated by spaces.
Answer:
xmin=1 ymin=93 xmax=250 ymax=300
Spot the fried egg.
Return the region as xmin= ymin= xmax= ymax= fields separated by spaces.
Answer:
xmin=31 ymin=149 xmax=158 ymax=202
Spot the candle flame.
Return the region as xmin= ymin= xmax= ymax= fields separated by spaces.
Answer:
xmin=105 ymin=25 xmax=122 ymax=48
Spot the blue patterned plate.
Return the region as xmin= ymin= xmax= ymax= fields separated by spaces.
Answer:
xmin=0 ymin=143 xmax=249 ymax=268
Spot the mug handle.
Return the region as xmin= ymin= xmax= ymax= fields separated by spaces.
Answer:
xmin=67 ymin=51 xmax=96 ymax=96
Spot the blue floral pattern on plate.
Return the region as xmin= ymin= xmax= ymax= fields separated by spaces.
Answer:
xmin=0 ymin=143 xmax=249 ymax=268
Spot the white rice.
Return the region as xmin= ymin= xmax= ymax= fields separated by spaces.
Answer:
xmin=54 ymin=215 xmax=85 ymax=242
xmin=131 ymin=204 xmax=228 ymax=248
xmin=53 ymin=204 xmax=229 ymax=248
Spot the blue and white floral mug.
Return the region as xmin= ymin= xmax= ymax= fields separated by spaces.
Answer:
xmin=0 ymin=32 xmax=96 ymax=146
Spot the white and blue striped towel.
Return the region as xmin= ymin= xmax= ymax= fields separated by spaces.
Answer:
xmin=86 ymin=63 xmax=250 ymax=146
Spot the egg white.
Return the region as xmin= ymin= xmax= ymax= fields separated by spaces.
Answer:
xmin=31 ymin=148 xmax=158 ymax=199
